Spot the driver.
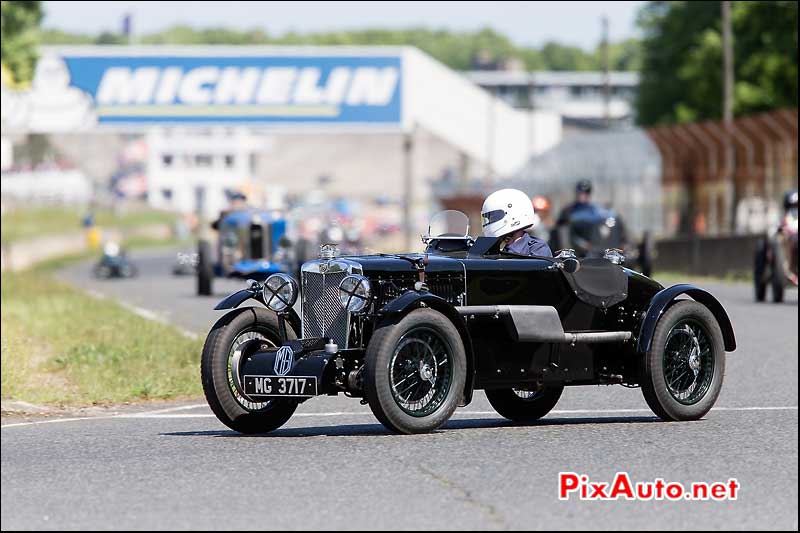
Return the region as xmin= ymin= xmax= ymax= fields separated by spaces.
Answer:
xmin=481 ymin=189 xmax=552 ymax=257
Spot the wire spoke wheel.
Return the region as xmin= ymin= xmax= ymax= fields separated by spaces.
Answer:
xmin=389 ymin=327 xmax=453 ymax=417
xmin=662 ymin=319 xmax=714 ymax=405
xmin=512 ymin=388 xmax=544 ymax=401
xmin=227 ymin=329 xmax=276 ymax=412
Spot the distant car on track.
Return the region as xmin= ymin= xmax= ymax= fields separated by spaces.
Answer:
xmin=93 ymin=243 xmax=137 ymax=279
xmin=754 ymin=191 xmax=798 ymax=303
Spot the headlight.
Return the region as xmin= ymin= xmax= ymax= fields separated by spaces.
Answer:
xmin=338 ymin=274 xmax=372 ymax=313
xmin=262 ymin=273 xmax=298 ymax=312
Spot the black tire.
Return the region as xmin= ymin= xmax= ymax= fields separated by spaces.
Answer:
xmin=641 ymin=300 xmax=725 ymax=421
xmin=771 ymin=240 xmax=786 ymax=303
xmin=754 ymin=237 xmax=768 ymax=302
xmin=121 ymin=263 xmax=138 ymax=278
xmin=364 ymin=308 xmax=466 ymax=434
xmin=92 ymin=263 xmax=110 ymax=279
xmin=201 ymin=307 xmax=298 ymax=434
xmin=485 ymin=386 xmax=563 ymax=422
xmin=638 ymin=232 xmax=653 ymax=278
xmin=197 ymin=239 xmax=213 ymax=296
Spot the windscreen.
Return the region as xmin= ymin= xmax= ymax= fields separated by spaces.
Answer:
xmin=427 ymin=210 xmax=470 ymax=239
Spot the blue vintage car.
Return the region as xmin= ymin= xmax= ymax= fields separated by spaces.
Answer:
xmin=197 ymin=209 xmax=296 ymax=294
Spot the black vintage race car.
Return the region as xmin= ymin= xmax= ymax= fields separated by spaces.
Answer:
xmin=201 ymin=211 xmax=735 ymax=434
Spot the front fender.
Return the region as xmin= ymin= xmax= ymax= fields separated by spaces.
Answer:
xmin=637 ymin=284 xmax=736 ymax=353
xmin=380 ymin=291 xmax=475 ymax=406
xmin=214 ymin=289 xmax=301 ymax=337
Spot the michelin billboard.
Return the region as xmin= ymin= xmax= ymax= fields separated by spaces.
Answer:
xmin=1 ymin=48 xmax=403 ymax=131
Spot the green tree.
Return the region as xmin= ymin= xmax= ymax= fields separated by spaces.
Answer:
xmin=636 ymin=1 xmax=798 ymax=126
xmin=38 ymin=23 xmax=642 ymax=74
xmin=1 ymin=0 xmax=43 ymax=85
xmin=540 ymin=41 xmax=597 ymax=70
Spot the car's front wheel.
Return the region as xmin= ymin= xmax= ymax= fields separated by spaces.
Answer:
xmin=771 ymin=239 xmax=786 ymax=303
xmin=641 ymin=300 xmax=725 ymax=421
xmin=201 ymin=307 xmax=298 ymax=434
xmin=486 ymin=386 xmax=563 ymax=422
xmin=364 ymin=308 xmax=466 ymax=434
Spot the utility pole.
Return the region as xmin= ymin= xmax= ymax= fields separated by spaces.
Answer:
xmin=528 ymin=73 xmax=536 ymax=156
xmin=601 ymin=15 xmax=611 ymax=129
xmin=721 ymin=0 xmax=735 ymax=233
xmin=485 ymin=87 xmax=496 ymax=186
xmin=402 ymin=126 xmax=415 ymax=250
xmin=722 ymin=1 xmax=734 ymax=125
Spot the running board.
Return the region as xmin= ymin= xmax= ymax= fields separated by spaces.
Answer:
xmin=456 ymin=305 xmax=631 ymax=344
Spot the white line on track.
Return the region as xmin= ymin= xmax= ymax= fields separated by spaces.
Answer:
xmin=2 ymin=405 xmax=796 ymax=429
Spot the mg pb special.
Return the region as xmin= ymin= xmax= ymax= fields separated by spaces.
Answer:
xmin=201 ymin=211 xmax=736 ymax=434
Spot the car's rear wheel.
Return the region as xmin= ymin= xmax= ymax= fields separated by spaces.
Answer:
xmin=201 ymin=307 xmax=298 ymax=434
xmin=197 ymin=239 xmax=214 ymax=296
xmin=754 ymin=237 xmax=768 ymax=302
xmin=638 ymin=231 xmax=654 ymax=278
xmin=641 ymin=300 xmax=725 ymax=421
xmin=364 ymin=308 xmax=466 ymax=434
xmin=485 ymin=386 xmax=563 ymax=422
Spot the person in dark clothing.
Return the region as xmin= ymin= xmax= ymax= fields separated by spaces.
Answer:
xmin=556 ymin=179 xmax=594 ymax=227
xmin=481 ymin=188 xmax=553 ymax=257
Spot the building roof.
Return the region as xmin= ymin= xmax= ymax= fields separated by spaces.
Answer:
xmin=465 ymin=70 xmax=640 ymax=87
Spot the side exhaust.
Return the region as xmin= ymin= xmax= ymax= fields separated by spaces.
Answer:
xmin=457 ymin=305 xmax=631 ymax=344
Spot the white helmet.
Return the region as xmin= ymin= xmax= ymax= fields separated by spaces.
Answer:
xmin=481 ymin=189 xmax=536 ymax=238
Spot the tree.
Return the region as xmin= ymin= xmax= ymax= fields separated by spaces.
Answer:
xmin=636 ymin=1 xmax=798 ymax=126
xmin=40 ymin=24 xmax=639 ymax=74
xmin=540 ymin=41 xmax=596 ymax=70
xmin=1 ymin=0 xmax=43 ymax=85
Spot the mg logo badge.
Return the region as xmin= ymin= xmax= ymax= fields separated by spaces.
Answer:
xmin=319 ymin=263 xmax=328 ymax=274
xmin=274 ymin=345 xmax=294 ymax=376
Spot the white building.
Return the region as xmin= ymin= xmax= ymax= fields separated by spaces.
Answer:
xmin=2 ymin=46 xmax=564 ymax=236
xmin=466 ymin=70 xmax=639 ymax=130
xmin=145 ymin=127 xmax=266 ymax=217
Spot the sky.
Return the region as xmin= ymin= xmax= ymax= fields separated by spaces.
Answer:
xmin=42 ymin=1 xmax=646 ymax=50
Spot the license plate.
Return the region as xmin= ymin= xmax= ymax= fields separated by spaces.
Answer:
xmin=243 ymin=375 xmax=318 ymax=398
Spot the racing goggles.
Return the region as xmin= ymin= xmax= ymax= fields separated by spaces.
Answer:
xmin=481 ymin=209 xmax=506 ymax=227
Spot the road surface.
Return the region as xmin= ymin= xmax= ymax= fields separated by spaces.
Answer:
xmin=2 ymin=250 xmax=797 ymax=530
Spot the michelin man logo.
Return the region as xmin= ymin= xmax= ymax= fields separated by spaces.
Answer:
xmin=0 ymin=55 xmax=97 ymax=133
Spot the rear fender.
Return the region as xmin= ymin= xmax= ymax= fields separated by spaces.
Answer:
xmin=380 ymin=291 xmax=475 ymax=406
xmin=637 ymin=284 xmax=736 ymax=353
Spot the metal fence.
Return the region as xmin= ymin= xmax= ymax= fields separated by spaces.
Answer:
xmin=507 ymin=128 xmax=663 ymax=238
xmin=646 ymin=108 xmax=798 ymax=236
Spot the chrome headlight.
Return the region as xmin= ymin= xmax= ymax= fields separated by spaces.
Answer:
xmin=262 ymin=273 xmax=298 ymax=312
xmin=338 ymin=274 xmax=372 ymax=313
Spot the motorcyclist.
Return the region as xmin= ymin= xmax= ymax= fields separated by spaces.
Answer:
xmin=783 ymin=189 xmax=798 ymax=217
xmin=481 ymin=188 xmax=552 ymax=257
xmin=556 ymin=179 xmax=594 ymax=227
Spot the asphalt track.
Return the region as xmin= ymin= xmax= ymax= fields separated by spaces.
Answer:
xmin=2 ymin=249 xmax=797 ymax=530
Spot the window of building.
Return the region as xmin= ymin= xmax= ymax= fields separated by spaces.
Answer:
xmin=161 ymin=188 xmax=173 ymax=201
xmin=224 ymin=154 xmax=235 ymax=168
xmin=161 ymin=154 xmax=174 ymax=167
xmin=195 ymin=154 xmax=213 ymax=167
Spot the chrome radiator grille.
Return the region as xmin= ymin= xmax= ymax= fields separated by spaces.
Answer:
xmin=301 ymin=259 xmax=360 ymax=347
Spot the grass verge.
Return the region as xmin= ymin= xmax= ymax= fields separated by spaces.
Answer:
xmin=1 ymin=205 xmax=177 ymax=244
xmin=1 ymin=269 xmax=203 ymax=406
